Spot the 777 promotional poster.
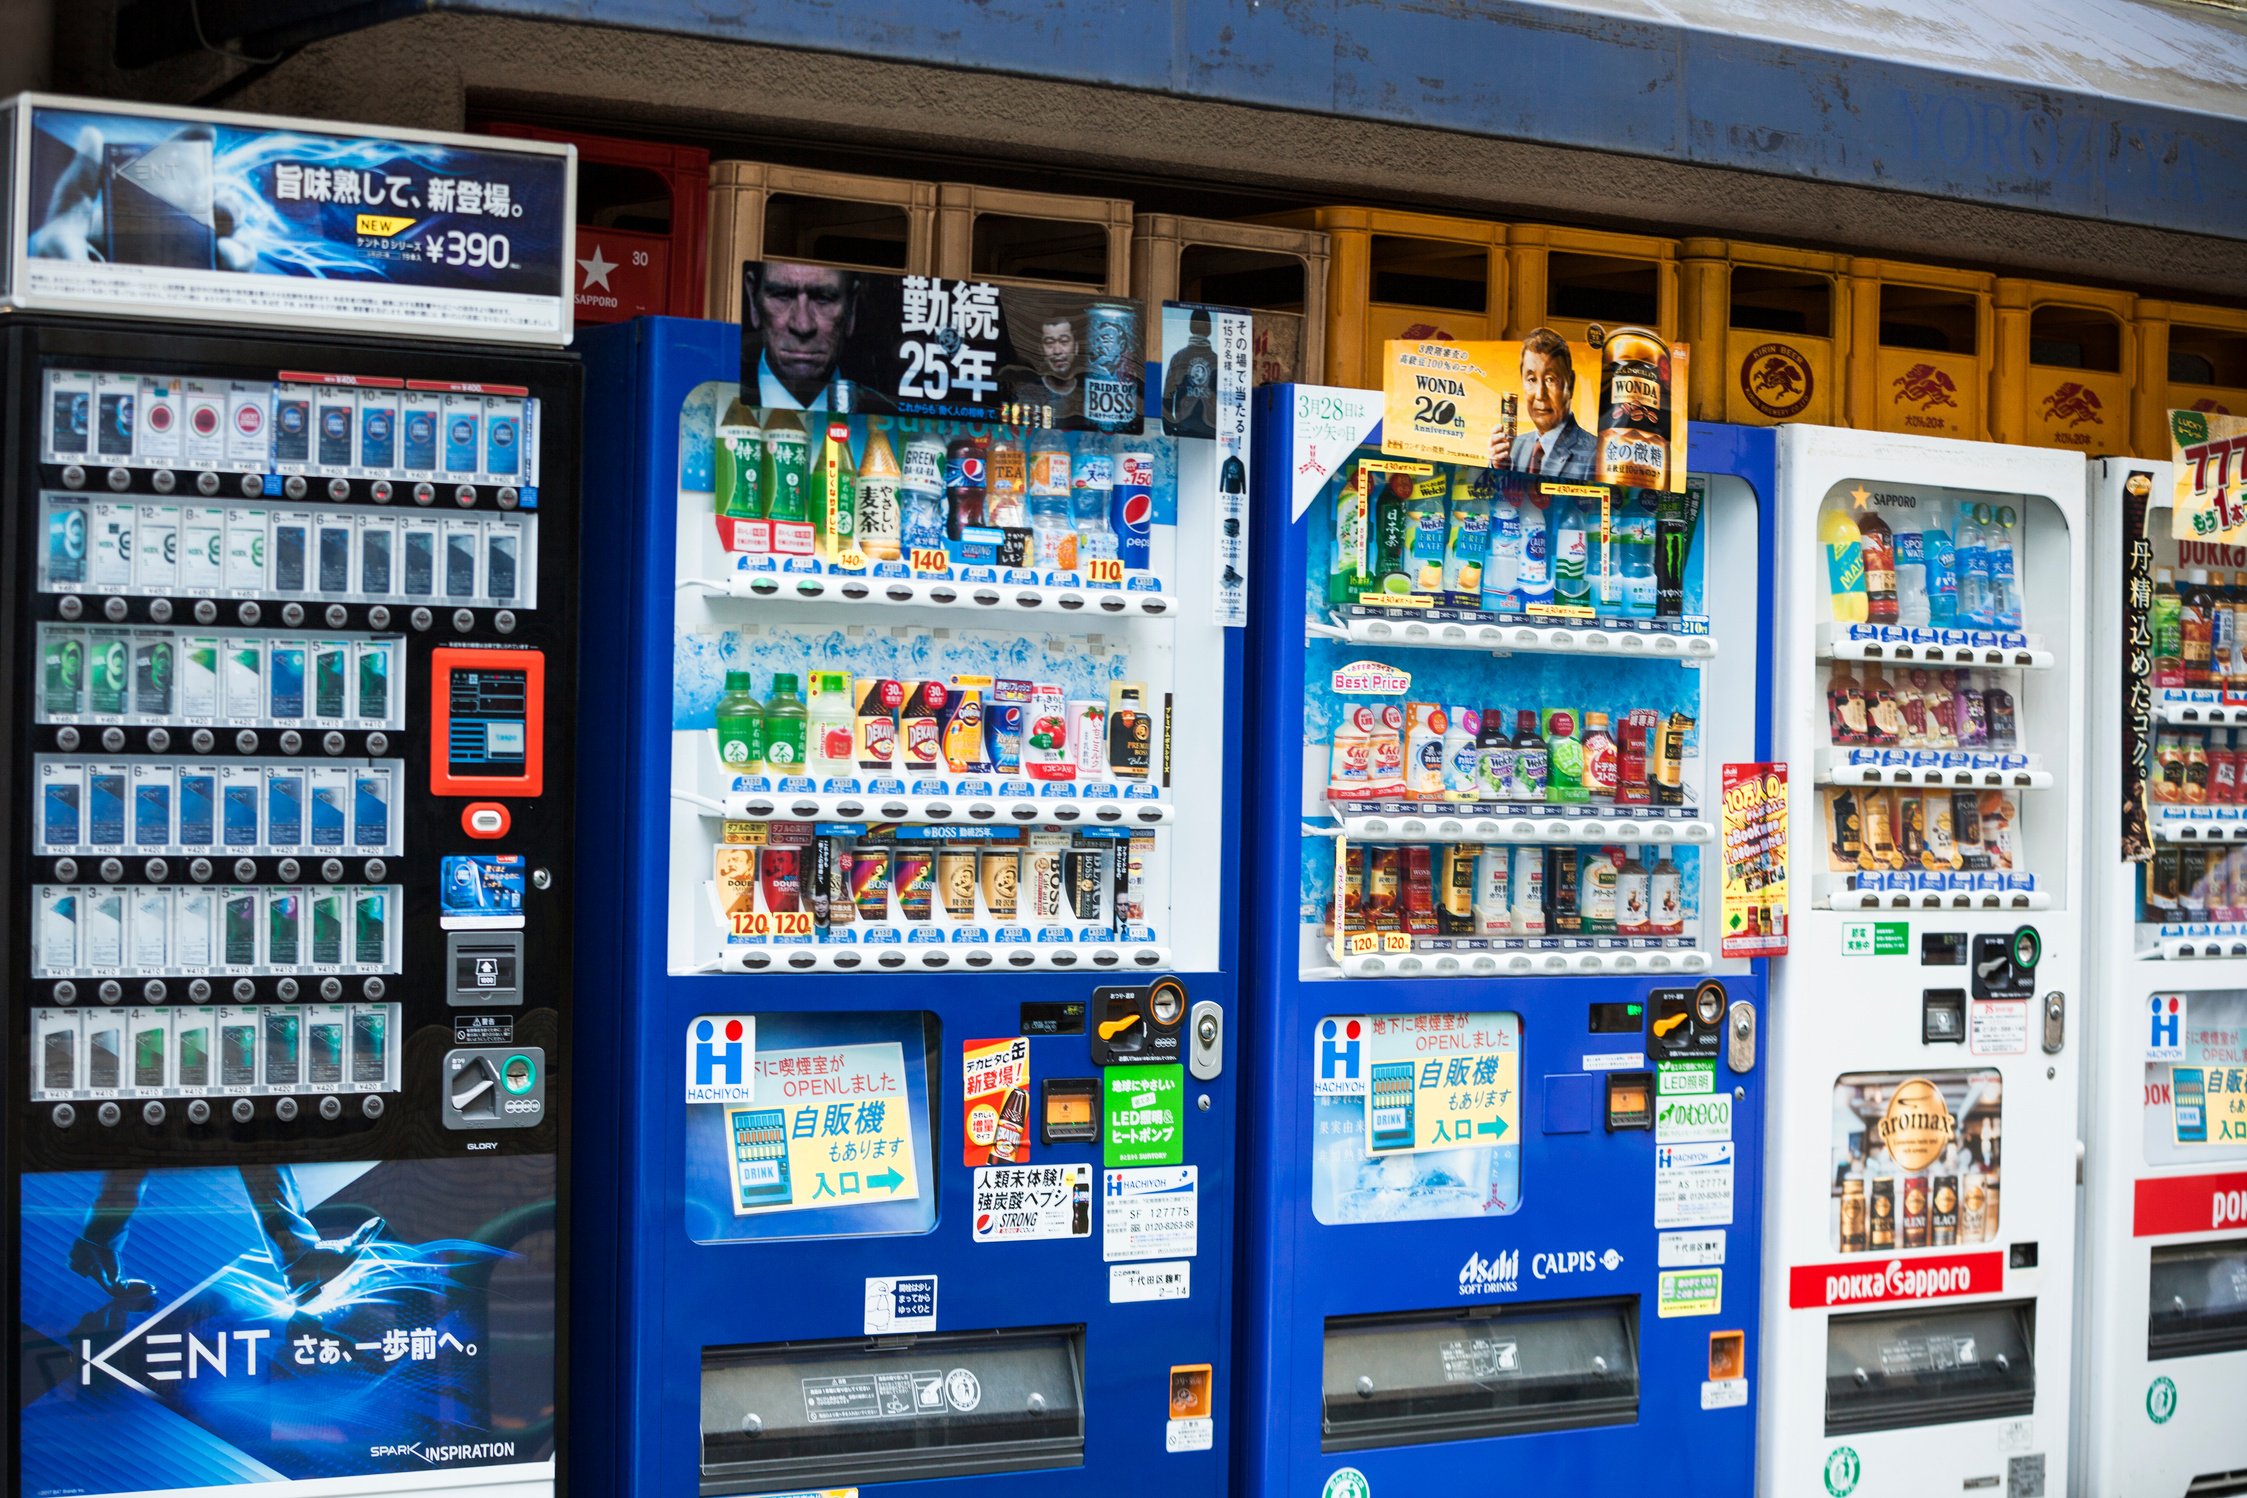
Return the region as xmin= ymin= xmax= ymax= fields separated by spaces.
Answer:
xmin=18 ymin=1153 xmax=557 ymax=1496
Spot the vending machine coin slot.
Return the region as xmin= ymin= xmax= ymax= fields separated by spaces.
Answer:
xmin=1605 ymin=1071 xmax=1655 ymax=1131
xmin=1970 ymin=928 xmax=2039 ymax=1002
xmin=442 ymin=1045 xmax=545 ymax=1129
xmin=1090 ymin=980 xmax=1184 ymax=1065
xmin=1651 ymin=985 xmax=1723 ymax=1059
xmin=1921 ymin=990 xmax=1967 ymax=1044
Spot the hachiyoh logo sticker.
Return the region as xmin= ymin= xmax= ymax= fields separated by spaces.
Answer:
xmin=1741 ymin=343 xmax=1814 ymax=420
xmin=1825 ymin=1446 xmax=1863 ymax=1496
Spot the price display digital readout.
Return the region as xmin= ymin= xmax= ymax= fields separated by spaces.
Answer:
xmin=429 ymin=646 xmax=545 ymax=796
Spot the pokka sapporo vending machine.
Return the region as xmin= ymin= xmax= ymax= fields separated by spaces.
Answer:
xmin=572 ymin=285 xmax=1251 ymax=1498
xmin=0 ymin=98 xmax=580 ymax=1497
xmin=2075 ymin=451 xmax=2247 ymax=1497
xmin=1239 ymin=365 xmax=1781 ymax=1498
xmin=1759 ymin=426 xmax=2086 ymax=1498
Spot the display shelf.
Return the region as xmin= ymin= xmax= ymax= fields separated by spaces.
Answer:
xmin=2153 ymin=691 xmax=2247 ymax=726
xmin=1310 ymin=612 xmax=1716 ymax=659
xmin=2149 ymin=807 xmax=2247 ymax=843
xmin=1814 ymin=750 xmax=2050 ymax=789
xmin=1816 ymin=623 xmax=2050 ymax=667
xmin=685 ymin=570 xmax=1179 ymax=619
xmin=1317 ymin=943 xmax=1711 ymax=979
xmin=704 ymin=940 xmax=1172 ymax=973
xmin=685 ymin=785 xmax=1174 ymax=827
xmin=1320 ymin=804 xmax=1712 ymax=844
xmin=2140 ymin=926 xmax=2247 ymax=961
xmin=1817 ymin=878 xmax=2049 ymax=912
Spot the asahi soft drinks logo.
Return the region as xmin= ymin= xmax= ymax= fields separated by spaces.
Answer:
xmin=1458 ymin=1249 xmax=1518 ymax=1296
xmin=1877 ymin=1077 xmax=1955 ymax=1171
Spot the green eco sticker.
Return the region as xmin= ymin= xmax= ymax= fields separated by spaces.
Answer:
xmin=2148 ymin=1375 xmax=2178 ymax=1425
xmin=1840 ymin=921 xmax=1909 ymax=957
xmin=1104 ymin=1065 xmax=1185 ymax=1167
xmin=1824 ymin=1446 xmax=1862 ymax=1497
xmin=1322 ymin=1468 xmax=1373 ymax=1498
xmin=1657 ymin=1059 xmax=1716 ymax=1096
xmin=1656 ymin=1267 xmax=1722 ymax=1317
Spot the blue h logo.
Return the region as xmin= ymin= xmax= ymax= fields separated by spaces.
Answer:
xmin=1319 ymin=1018 xmax=1361 ymax=1082
xmin=2150 ymin=997 xmax=2181 ymax=1054
xmin=694 ymin=1018 xmax=744 ymax=1087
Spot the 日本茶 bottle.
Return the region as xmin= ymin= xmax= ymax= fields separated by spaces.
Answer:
xmin=810 ymin=418 xmax=858 ymax=565
xmin=715 ymin=672 xmax=765 ymax=774
xmin=857 ymin=420 xmax=904 ymax=562
xmin=714 ymin=400 xmax=764 ymax=525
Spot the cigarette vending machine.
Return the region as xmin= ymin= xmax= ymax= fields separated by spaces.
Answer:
xmin=1239 ymin=386 xmax=1778 ymax=1497
xmin=1758 ymin=427 xmax=2085 ymax=1498
xmin=2075 ymin=455 xmax=2247 ymax=1496
xmin=573 ymin=309 xmax=1245 ymax=1497
xmin=1 ymin=101 xmax=579 ymax=1498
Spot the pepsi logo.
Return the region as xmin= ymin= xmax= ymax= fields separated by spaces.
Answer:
xmin=147 ymin=402 xmax=173 ymax=432
xmin=1119 ymin=493 xmax=1153 ymax=532
xmin=191 ymin=404 xmax=221 ymax=436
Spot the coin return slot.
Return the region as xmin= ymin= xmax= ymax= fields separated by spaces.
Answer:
xmin=447 ymin=931 xmax=524 ymax=1006
xmin=699 ymin=1325 xmax=1085 ymax=1489
xmin=1321 ymin=1297 xmax=1639 ymax=1452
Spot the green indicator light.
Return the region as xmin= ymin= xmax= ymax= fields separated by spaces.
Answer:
xmin=1628 ymin=1005 xmax=1643 ymax=1016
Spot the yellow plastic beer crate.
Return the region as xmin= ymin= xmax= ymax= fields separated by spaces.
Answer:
xmin=1679 ymin=239 xmax=1848 ymax=427
xmin=1254 ymin=207 xmax=1508 ymax=389
xmin=1993 ymin=279 xmax=2137 ymax=456
xmin=705 ymin=160 xmax=936 ymax=321
xmin=1506 ymin=224 xmax=1680 ymax=346
xmin=934 ymin=183 xmax=1133 ymax=294
xmin=1843 ymin=258 xmax=1996 ymax=442
xmin=1130 ymin=213 xmax=1330 ymax=386
xmin=2137 ymin=299 xmax=2247 ymax=457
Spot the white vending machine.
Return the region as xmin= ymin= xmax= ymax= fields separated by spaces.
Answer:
xmin=1758 ymin=427 xmax=2087 ymax=1498
xmin=2075 ymin=455 xmax=2247 ymax=1497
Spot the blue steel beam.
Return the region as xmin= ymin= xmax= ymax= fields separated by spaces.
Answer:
xmin=455 ymin=0 xmax=2247 ymax=242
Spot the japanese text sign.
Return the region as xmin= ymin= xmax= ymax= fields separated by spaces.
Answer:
xmin=2172 ymin=409 xmax=2247 ymax=543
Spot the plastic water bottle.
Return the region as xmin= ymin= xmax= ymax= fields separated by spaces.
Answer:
xmin=1894 ymin=525 xmax=1931 ymax=627
xmin=1956 ymin=503 xmax=1992 ymax=628
xmin=1987 ymin=504 xmax=2022 ymax=630
xmin=1617 ymin=492 xmax=1657 ymax=618
xmin=1072 ymin=443 xmax=1118 ymax=562
xmin=1483 ymin=482 xmax=1523 ymax=610
xmin=1550 ymin=491 xmax=1590 ymax=606
xmin=1922 ymin=501 xmax=1959 ymax=627
xmin=900 ymin=436 xmax=948 ymax=554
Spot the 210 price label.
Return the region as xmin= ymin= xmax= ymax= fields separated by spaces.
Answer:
xmin=730 ymin=910 xmax=814 ymax=938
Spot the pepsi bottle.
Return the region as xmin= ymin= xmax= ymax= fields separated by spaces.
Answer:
xmin=944 ymin=434 xmax=988 ymax=540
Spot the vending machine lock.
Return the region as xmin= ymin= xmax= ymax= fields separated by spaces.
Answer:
xmin=1725 ymin=1000 xmax=1757 ymax=1073
xmin=2042 ymin=992 xmax=2066 ymax=1053
xmin=1188 ymin=1000 xmax=1224 ymax=1081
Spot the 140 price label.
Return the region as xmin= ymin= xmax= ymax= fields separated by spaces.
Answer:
xmin=909 ymin=547 xmax=951 ymax=576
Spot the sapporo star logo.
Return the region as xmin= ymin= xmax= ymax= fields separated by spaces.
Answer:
xmin=1851 ymin=484 xmax=1872 ymax=509
xmin=577 ymin=244 xmax=617 ymax=291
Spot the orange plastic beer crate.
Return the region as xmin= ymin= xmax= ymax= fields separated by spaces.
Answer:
xmin=1993 ymin=279 xmax=2137 ymax=455
xmin=1254 ymin=207 xmax=1507 ymax=389
xmin=1843 ymin=259 xmax=1996 ymax=442
xmin=2136 ymin=299 xmax=2247 ymax=457
xmin=1679 ymin=238 xmax=1848 ymax=427
xmin=934 ymin=183 xmax=1132 ymax=295
xmin=1506 ymin=224 xmax=1680 ymax=346
xmin=1131 ymin=213 xmax=1330 ymax=386
xmin=480 ymin=122 xmax=708 ymax=325
xmin=705 ymin=160 xmax=937 ymax=321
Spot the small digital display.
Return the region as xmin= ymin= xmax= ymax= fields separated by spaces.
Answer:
xmin=448 ymin=668 xmax=528 ymax=780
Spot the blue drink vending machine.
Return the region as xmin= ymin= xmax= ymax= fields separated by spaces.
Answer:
xmin=1240 ymin=382 xmax=1778 ymax=1495
xmin=574 ymin=292 xmax=1249 ymax=1496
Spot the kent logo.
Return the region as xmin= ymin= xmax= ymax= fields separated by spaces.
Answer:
xmin=686 ymin=1016 xmax=757 ymax=1104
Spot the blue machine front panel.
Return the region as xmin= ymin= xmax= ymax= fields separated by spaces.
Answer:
xmin=1237 ymin=396 xmax=1776 ymax=1495
xmin=574 ymin=317 xmax=1242 ymax=1498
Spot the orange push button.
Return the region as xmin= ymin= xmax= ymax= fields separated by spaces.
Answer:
xmin=463 ymin=802 xmax=511 ymax=838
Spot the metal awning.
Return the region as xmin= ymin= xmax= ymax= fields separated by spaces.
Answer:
xmin=127 ymin=0 xmax=2247 ymax=240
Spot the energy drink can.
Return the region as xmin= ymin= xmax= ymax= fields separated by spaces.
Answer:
xmin=1112 ymin=451 xmax=1154 ymax=571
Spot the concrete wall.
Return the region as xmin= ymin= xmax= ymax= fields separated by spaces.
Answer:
xmin=49 ymin=6 xmax=2247 ymax=301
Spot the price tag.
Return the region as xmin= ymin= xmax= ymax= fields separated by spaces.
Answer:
xmin=730 ymin=910 xmax=815 ymax=938
xmin=1085 ymin=557 xmax=1125 ymax=585
xmin=910 ymin=547 xmax=951 ymax=576
xmin=1383 ymin=932 xmax=1414 ymax=953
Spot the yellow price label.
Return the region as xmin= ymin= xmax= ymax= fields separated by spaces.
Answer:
xmin=730 ymin=910 xmax=815 ymax=938
xmin=910 ymin=547 xmax=951 ymax=575
xmin=1383 ymin=932 xmax=1414 ymax=952
xmin=1345 ymin=931 xmax=1381 ymax=955
xmin=1085 ymin=557 xmax=1125 ymax=585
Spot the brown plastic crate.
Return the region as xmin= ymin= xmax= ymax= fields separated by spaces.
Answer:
xmin=935 ymin=183 xmax=1132 ymax=295
xmin=1131 ymin=213 xmax=1330 ymax=386
xmin=2137 ymin=299 xmax=2247 ymax=457
xmin=1679 ymin=238 xmax=1849 ymax=427
xmin=705 ymin=160 xmax=937 ymax=321
xmin=1254 ymin=207 xmax=1508 ymax=389
xmin=1843 ymin=258 xmax=1997 ymax=442
xmin=1993 ymin=278 xmax=2137 ymax=456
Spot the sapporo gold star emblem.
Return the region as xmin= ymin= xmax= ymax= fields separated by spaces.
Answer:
xmin=1850 ymin=485 xmax=1872 ymax=509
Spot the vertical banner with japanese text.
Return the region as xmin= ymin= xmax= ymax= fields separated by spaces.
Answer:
xmin=2123 ymin=470 xmax=2157 ymax=860
xmin=1720 ymin=763 xmax=1789 ymax=957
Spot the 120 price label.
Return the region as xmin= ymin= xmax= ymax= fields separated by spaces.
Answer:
xmin=1342 ymin=931 xmax=1414 ymax=955
xmin=730 ymin=911 xmax=814 ymax=938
